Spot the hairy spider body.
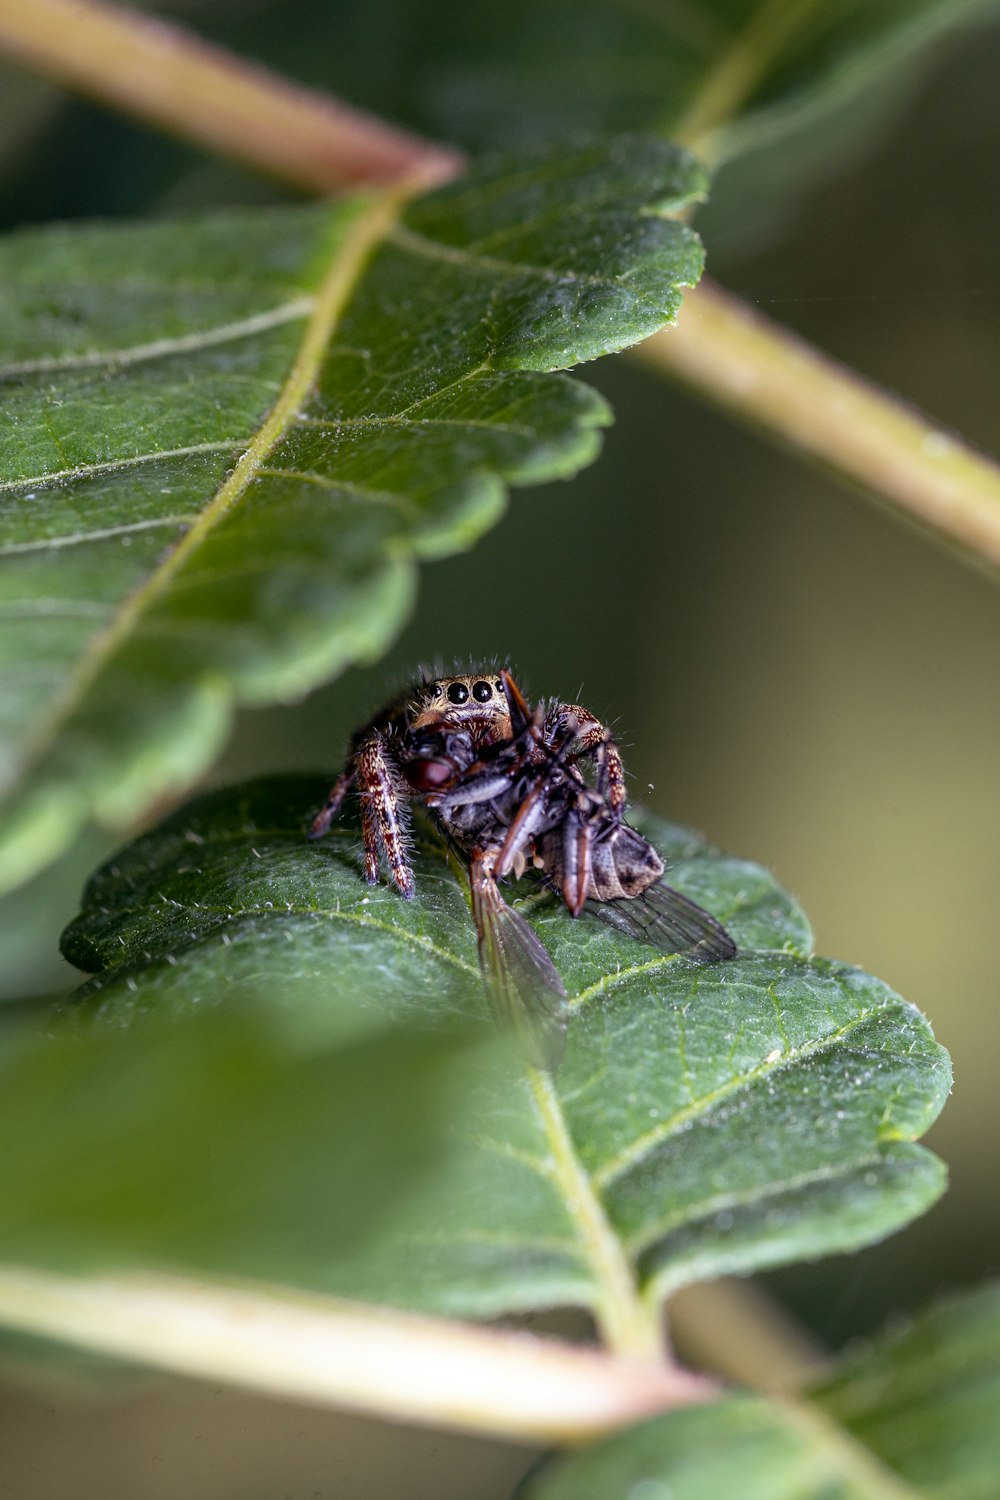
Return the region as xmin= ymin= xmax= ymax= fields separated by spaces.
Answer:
xmin=309 ymin=669 xmax=619 ymax=895
xmin=310 ymin=667 xmax=734 ymax=1067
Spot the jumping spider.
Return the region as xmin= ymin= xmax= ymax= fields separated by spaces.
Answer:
xmin=310 ymin=668 xmax=735 ymax=1067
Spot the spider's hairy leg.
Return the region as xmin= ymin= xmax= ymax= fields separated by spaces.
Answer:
xmin=548 ymin=704 xmax=626 ymax=811
xmin=357 ymin=731 xmax=415 ymax=899
xmin=308 ymin=769 xmax=354 ymax=840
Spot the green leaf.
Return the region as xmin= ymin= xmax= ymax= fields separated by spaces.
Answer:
xmin=267 ymin=0 xmax=994 ymax=162
xmin=813 ymin=1283 xmax=1000 ymax=1497
xmin=0 ymin=1003 xmax=504 ymax=1284
xmin=518 ymin=1282 xmax=1000 ymax=1498
xmin=0 ymin=774 xmax=944 ymax=1351
xmin=254 ymin=0 xmax=991 ymax=261
xmin=0 ymin=136 xmax=706 ymax=896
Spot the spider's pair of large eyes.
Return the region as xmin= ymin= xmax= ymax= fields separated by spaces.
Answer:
xmin=428 ymin=678 xmax=505 ymax=705
xmin=445 ymin=680 xmax=497 ymax=705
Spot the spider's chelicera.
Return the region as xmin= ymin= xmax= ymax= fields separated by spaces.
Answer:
xmin=309 ymin=668 xmax=735 ymax=1068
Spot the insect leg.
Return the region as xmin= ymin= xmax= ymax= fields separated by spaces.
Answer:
xmin=308 ymin=769 xmax=354 ymax=840
xmin=559 ymin=803 xmax=595 ymax=917
xmin=493 ymin=776 xmax=557 ymax=880
xmin=356 ymin=732 xmax=415 ymax=898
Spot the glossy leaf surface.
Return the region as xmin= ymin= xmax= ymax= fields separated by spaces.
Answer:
xmin=519 ymin=1283 xmax=1000 ymax=1498
xmin=0 ymin=137 xmax=706 ymax=894
xmin=4 ymin=775 xmax=949 ymax=1335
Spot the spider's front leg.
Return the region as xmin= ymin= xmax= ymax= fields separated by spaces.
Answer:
xmin=546 ymin=703 xmax=626 ymax=812
xmin=356 ymin=730 xmax=416 ymax=899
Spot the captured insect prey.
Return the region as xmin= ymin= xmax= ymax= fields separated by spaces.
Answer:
xmin=309 ymin=668 xmax=736 ymax=1069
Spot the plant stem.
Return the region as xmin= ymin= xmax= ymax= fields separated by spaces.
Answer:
xmin=530 ymin=1068 xmax=667 ymax=1365
xmin=634 ymin=278 xmax=1000 ymax=573
xmin=0 ymin=1266 xmax=717 ymax=1442
xmin=0 ymin=0 xmax=462 ymax=193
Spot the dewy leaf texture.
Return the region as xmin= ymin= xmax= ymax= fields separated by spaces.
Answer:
xmin=23 ymin=775 xmax=952 ymax=1340
xmin=518 ymin=1283 xmax=1000 ymax=1499
xmin=0 ymin=136 xmax=707 ymax=895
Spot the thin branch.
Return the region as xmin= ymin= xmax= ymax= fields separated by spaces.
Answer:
xmin=634 ymin=278 xmax=1000 ymax=572
xmin=0 ymin=0 xmax=463 ymax=193
xmin=0 ymin=1266 xmax=717 ymax=1442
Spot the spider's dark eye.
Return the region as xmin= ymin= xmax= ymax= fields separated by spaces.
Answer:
xmin=447 ymin=682 xmax=469 ymax=704
xmin=495 ymin=680 xmax=503 ymax=693
xmin=429 ymin=682 xmax=442 ymax=698
xmin=472 ymin=680 xmax=492 ymax=702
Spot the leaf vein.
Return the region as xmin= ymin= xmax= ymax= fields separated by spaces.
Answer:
xmin=593 ymin=1002 xmax=900 ymax=1190
xmin=0 ymin=442 xmax=243 ymax=495
xmin=256 ymin=467 xmax=413 ymax=512
xmin=630 ymin=1149 xmax=892 ymax=1259
xmin=102 ymin=898 xmax=479 ymax=980
xmin=0 ymin=516 xmax=199 ymax=555
xmin=295 ymin=414 xmax=537 ymax=438
xmin=0 ymin=300 xmax=313 ymax=380
xmin=390 ymin=224 xmax=629 ymax=292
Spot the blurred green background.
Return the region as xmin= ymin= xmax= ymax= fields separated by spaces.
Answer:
xmin=0 ymin=2 xmax=998 ymax=1494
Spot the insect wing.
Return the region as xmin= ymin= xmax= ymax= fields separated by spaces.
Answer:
xmin=471 ymin=875 xmax=568 ymax=1071
xmin=593 ymin=881 xmax=737 ymax=964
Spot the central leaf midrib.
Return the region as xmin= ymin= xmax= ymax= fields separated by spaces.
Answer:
xmin=530 ymin=1068 xmax=662 ymax=1362
xmin=9 ymin=185 xmax=415 ymax=788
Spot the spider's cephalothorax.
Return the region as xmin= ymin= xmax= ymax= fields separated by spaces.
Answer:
xmin=310 ymin=667 xmax=734 ymax=1068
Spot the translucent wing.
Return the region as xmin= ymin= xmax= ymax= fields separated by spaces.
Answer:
xmin=471 ymin=864 xmax=567 ymax=1071
xmin=591 ymin=880 xmax=737 ymax=964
